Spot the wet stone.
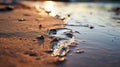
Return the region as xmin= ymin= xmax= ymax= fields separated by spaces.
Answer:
xmin=50 ymin=38 xmax=59 ymax=51
xmin=51 ymin=37 xmax=61 ymax=42
xmin=54 ymin=57 xmax=66 ymax=65
xmin=65 ymin=33 xmax=73 ymax=38
xmin=57 ymin=57 xmax=66 ymax=62
xmin=36 ymin=35 xmax=44 ymax=40
xmin=44 ymin=50 xmax=53 ymax=54
xmin=32 ymin=39 xmax=36 ymax=42
xmin=67 ymin=14 xmax=71 ymax=17
xmin=29 ymin=53 xmax=38 ymax=56
xmin=24 ymin=52 xmax=38 ymax=57
xmin=89 ymin=26 xmax=94 ymax=29
xmin=74 ymin=49 xmax=84 ymax=53
xmin=55 ymin=15 xmax=61 ymax=19
xmin=60 ymin=17 xmax=66 ymax=20
xmin=48 ymin=29 xmax=57 ymax=35
xmin=74 ymin=31 xmax=80 ymax=34
xmin=55 ymin=15 xmax=66 ymax=20
xmin=18 ymin=18 xmax=26 ymax=21
xmin=45 ymin=11 xmax=51 ymax=14
xmin=36 ymin=35 xmax=44 ymax=45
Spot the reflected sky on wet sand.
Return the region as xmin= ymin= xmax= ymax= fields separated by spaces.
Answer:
xmin=27 ymin=1 xmax=120 ymax=67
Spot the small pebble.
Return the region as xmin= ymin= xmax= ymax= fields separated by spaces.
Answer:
xmin=49 ymin=29 xmax=57 ymax=34
xmin=29 ymin=48 xmax=33 ymax=50
xmin=19 ymin=37 xmax=22 ymax=40
xmin=55 ymin=15 xmax=61 ymax=19
xmin=33 ymin=39 xmax=36 ymax=41
xmin=74 ymin=31 xmax=80 ymax=34
xmin=36 ymin=35 xmax=44 ymax=40
xmin=65 ymin=33 xmax=73 ymax=38
xmin=29 ymin=53 xmax=38 ymax=56
xmin=39 ymin=24 xmax=42 ymax=29
xmin=57 ymin=57 xmax=66 ymax=62
xmin=35 ymin=18 xmax=40 ymax=21
xmin=35 ymin=58 xmax=41 ymax=60
xmin=23 ymin=13 xmax=30 ymax=16
xmin=18 ymin=18 xmax=25 ymax=21
xmin=89 ymin=26 xmax=94 ymax=29
xmin=45 ymin=11 xmax=51 ymax=14
xmin=24 ymin=52 xmax=38 ymax=56
xmin=67 ymin=14 xmax=71 ymax=17
xmin=60 ymin=17 xmax=66 ymax=20
xmin=51 ymin=37 xmax=60 ymax=42
xmin=74 ymin=49 xmax=84 ymax=53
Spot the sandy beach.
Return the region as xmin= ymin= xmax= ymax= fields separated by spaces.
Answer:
xmin=1 ymin=1 xmax=120 ymax=67
xmin=0 ymin=3 xmax=64 ymax=67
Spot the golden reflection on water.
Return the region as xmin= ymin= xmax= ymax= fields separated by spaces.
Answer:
xmin=44 ymin=1 xmax=54 ymax=11
xmin=44 ymin=1 xmax=56 ymax=16
xmin=35 ymin=1 xmax=56 ymax=16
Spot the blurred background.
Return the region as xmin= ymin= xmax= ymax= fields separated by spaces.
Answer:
xmin=0 ymin=0 xmax=120 ymax=3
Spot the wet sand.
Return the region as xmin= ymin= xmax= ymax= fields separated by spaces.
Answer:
xmin=27 ymin=1 xmax=120 ymax=67
xmin=0 ymin=3 xmax=64 ymax=67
